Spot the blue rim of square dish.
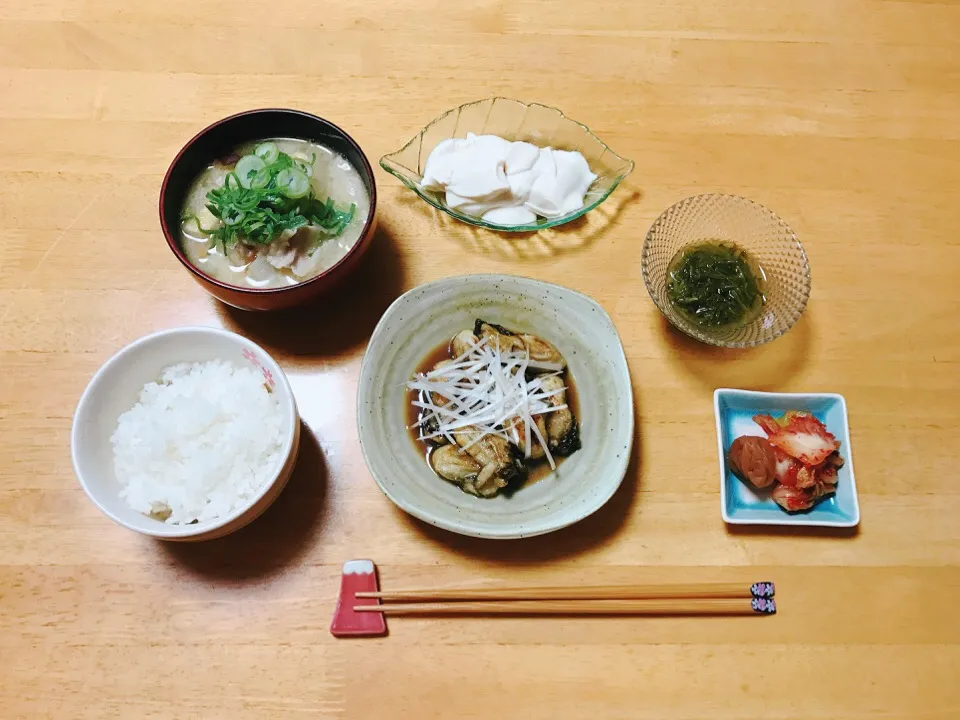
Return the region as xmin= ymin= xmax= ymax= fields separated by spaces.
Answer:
xmin=713 ymin=389 xmax=860 ymax=527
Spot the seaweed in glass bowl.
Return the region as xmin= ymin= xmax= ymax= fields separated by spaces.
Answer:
xmin=642 ymin=194 xmax=811 ymax=348
xmin=380 ymin=97 xmax=634 ymax=232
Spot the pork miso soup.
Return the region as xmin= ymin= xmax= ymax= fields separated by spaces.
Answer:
xmin=180 ymin=138 xmax=370 ymax=289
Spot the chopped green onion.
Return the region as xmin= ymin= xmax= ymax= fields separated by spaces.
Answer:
xmin=275 ymin=168 xmax=310 ymax=199
xmin=254 ymin=142 xmax=280 ymax=164
xmin=297 ymin=152 xmax=317 ymax=178
xmin=235 ymin=155 xmax=266 ymax=189
xmin=202 ymin=146 xmax=354 ymax=249
xmin=248 ymin=166 xmax=271 ymax=189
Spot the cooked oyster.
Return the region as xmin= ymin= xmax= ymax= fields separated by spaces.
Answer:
xmin=430 ymin=444 xmax=481 ymax=488
xmin=538 ymin=375 xmax=581 ymax=456
xmin=454 ymin=429 xmax=526 ymax=497
xmin=451 ymin=329 xmax=480 ymax=358
xmin=420 ymin=359 xmax=454 ymax=444
xmin=474 ymin=319 xmax=566 ymax=369
xmin=507 ymin=415 xmax=548 ymax=460
xmin=408 ymin=319 xmax=581 ymax=499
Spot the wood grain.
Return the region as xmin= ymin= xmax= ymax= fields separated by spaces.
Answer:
xmin=1 ymin=0 xmax=959 ymax=718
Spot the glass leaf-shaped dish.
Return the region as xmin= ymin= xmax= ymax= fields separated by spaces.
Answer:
xmin=380 ymin=97 xmax=635 ymax=232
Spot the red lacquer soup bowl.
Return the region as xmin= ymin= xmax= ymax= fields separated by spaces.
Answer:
xmin=159 ymin=108 xmax=378 ymax=311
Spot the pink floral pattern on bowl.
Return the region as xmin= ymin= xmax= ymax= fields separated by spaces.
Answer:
xmin=243 ymin=348 xmax=275 ymax=391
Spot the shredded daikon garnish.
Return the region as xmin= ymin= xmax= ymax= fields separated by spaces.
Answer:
xmin=407 ymin=338 xmax=568 ymax=469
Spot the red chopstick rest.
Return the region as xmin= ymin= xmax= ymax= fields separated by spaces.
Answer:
xmin=330 ymin=560 xmax=387 ymax=638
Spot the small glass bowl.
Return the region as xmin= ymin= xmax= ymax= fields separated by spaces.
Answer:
xmin=642 ymin=194 xmax=811 ymax=348
xmin=380 ymin=97 xmax=635 ymax=232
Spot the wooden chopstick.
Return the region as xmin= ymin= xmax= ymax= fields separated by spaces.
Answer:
xmin=356 ymin=581 xmax=773 ymax=602
xmin=353 ymin=597 xmax=776 ymax=616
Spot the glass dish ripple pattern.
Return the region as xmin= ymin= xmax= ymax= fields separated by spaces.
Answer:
xmin=642 ymin=194 xmax=812 ymax=348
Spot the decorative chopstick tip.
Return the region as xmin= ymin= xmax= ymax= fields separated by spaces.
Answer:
xmin=750 ymin=582 xmax=775 ymax=598
xmin=751 ymin=597 xmax=776 ymax=615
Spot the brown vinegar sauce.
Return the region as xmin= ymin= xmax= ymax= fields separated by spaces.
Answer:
xmin=405 ymin=338 xmax=581 ymax=489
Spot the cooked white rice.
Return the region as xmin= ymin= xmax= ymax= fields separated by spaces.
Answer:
xmin=111 ymin=360 xmax=285 ymax=524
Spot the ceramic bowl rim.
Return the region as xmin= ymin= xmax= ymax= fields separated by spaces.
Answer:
xmin=159 ymin=108 xmax=378 ymax=296
xmin=71 ymin=325 xmax=300 ymax=539
xmin=713 ymin=387 xmax=860 ymax=528
xmin=356 ymin=273 xmax=634 ymax=539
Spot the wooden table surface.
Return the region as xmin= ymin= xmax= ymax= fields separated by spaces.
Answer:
xmin=3 ymin=1 xmax=959 ymax=718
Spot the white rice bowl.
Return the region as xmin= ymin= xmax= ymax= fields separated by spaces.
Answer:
xmin=71 ymin=326 xmax=300 ymax=541
xmin=111 ymin=360 xmax=284 ymax=525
